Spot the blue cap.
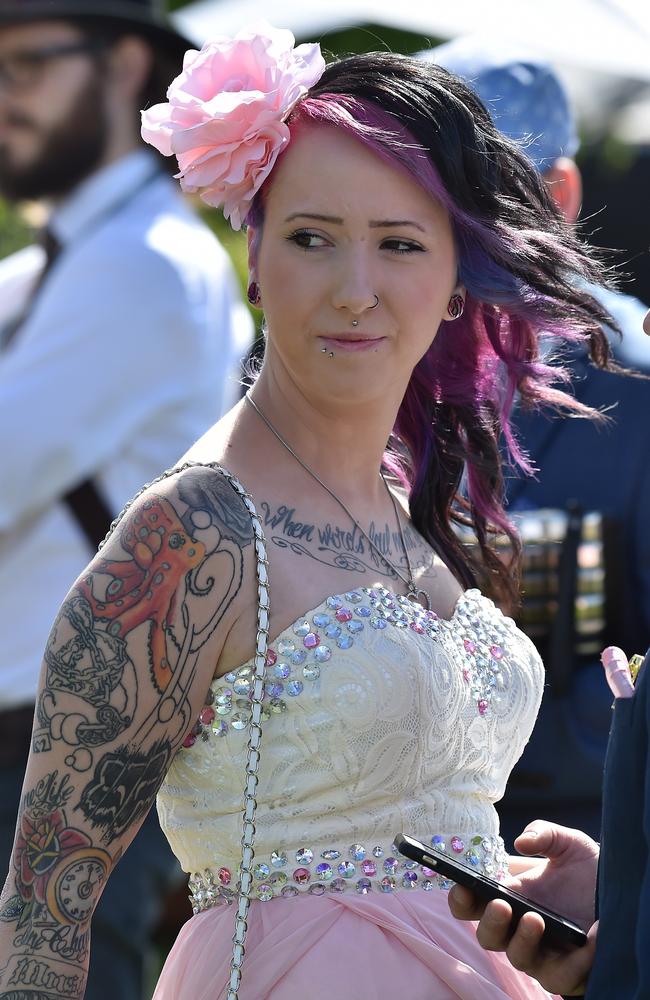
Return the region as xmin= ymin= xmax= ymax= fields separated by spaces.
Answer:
xmin=421 ymin=36 xmax=579 ymax=172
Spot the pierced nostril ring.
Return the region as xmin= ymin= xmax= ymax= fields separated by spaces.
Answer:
xmin=369 ymin=295 xmax=379 ymax=309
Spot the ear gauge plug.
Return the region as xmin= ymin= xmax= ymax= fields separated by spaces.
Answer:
xmin=447 ymin=294 xmax=465 ymax=320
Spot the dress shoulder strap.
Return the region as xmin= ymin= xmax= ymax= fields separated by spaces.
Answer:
xmin=99 ymin=461 xmax=269 ymax=1000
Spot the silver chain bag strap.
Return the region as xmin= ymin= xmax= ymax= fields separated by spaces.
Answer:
xmin=99 ymin=461 xmax=270 ymax=1000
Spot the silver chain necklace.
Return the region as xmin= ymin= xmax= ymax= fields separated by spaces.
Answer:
xmin=245 ymin=393 xmax=431 ymax=610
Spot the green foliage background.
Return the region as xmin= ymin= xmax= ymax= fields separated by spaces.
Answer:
xmin=0 ymin=199 xmax=31 ymax=259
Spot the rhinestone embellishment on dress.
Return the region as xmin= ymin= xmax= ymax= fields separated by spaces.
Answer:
xmin=188 ymin=833 xmax=509 ymax=912
xmin=181 ymin=587 xmax=515 ymax=747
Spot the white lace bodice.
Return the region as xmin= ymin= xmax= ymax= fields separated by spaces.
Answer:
xmin=158 ymin=584 xmax=544 ymax=898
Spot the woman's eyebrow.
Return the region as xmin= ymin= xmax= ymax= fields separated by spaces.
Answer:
xmin=284 ymin=212 xmax=425 ymax=233
xmin=284 ymin=212 xmax=343 ymax=224
xmin=369 ymin=219 xmax=426 ymax=232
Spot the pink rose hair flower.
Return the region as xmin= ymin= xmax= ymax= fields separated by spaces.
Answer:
xmin=141 ymin=23 xmax=325 ymax=229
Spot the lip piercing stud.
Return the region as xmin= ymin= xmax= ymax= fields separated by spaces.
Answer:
xmin=351 ymin=319 xmax=359 ymax=327
xmin=321 ymin=346 xmax=327 ymax=353
xmin=328 ymin=351 xmax=334 ymax=358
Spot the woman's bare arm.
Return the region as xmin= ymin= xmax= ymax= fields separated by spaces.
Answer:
xmin=0 ymin=466 xmax=254 ymax=998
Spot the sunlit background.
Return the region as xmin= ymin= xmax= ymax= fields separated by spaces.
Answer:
xmin=3 ymin=0 xmax=650 ymax=309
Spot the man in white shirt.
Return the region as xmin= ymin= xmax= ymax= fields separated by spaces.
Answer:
xmin=0 ymin=2 xmax=253 ymax=996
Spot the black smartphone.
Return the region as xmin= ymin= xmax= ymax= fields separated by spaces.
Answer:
xmin=395 ymin=832 xmax=588 ymax=950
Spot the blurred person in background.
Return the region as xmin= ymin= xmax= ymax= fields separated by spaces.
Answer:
xmin=423 ymin=36 xmax=650 ymax=848
xmin=0 ymin=1 xmax=253 ymax=996
xmin=448 ymin=581 xmax=650 ymax=996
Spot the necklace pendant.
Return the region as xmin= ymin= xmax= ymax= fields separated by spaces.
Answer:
xmin=409 ymin=587 xmax=431 ymax=611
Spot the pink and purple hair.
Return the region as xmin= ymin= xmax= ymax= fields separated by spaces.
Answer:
xmin=247 ymin=52 xmax=616 ymax=602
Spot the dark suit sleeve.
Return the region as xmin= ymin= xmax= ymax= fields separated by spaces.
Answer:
xmin=637 ymin=662 xmax=650 ymax=998
xmin=587 ymin=655 xmax=649 ymax=999
xmin=632 ymin=455 xmax=650 ymax=642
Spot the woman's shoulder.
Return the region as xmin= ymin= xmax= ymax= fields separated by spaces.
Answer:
xmin=105 ymin=460 xmax=255 ymax=552
xmin=153 ymin=461 xmax=256 ymax=541
xmin=94 ymin=461 xmax=260 ymax=656
xmin=72 ymin=460 xmax=260 ymax=702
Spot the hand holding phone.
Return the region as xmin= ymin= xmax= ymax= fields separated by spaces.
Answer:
xmin=395 ymin=832 xmax=588 ymax=950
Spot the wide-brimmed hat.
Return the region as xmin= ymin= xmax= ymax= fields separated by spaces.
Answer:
xmin=0 ymin=0 xmax=193 ymax=60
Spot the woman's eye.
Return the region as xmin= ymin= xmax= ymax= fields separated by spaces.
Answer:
xmin=381 ymin=239 xmax=424 ymax=253
xmin=381 ymin=238 xmax=426 ymax=254
xmin=286 ymin=229 xmax=329 ymax=249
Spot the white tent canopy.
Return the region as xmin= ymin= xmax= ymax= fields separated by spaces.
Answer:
xmin=174 ymin=0 xmax=650 ymax=82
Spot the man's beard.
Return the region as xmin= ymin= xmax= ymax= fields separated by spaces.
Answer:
xmin=0 ymin=71 xmax=109 ymax=201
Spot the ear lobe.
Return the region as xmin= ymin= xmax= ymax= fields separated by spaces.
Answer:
xmin=246 ymin=225 xmax=258 ymax=274
xmin=246 ymin=228 xmax=260 ymax=307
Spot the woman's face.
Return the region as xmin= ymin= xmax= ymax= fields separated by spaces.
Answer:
xmin=252 ymin=125 xmax=460 ymax=405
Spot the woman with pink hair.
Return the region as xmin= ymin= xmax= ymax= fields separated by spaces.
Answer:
xmin=0 ymin=23 xmax=615 ymax=999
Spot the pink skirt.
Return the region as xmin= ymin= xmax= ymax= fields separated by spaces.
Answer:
xmin=152 ymin=891 xmax=558 ymax=1000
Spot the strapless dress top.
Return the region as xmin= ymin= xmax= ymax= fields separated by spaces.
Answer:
xmin=156 ymin=585 xmax=544 ymax=912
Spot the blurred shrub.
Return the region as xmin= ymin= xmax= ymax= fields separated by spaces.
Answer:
xmin=0 ymin=199 xmax=31 ymax=260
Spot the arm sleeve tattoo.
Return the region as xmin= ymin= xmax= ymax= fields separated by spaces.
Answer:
xmin=0 ymin=467 xmax=253 ymax=998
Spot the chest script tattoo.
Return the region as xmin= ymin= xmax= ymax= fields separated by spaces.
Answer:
xmin=259 ymin=500 xmax=426 ymax=577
